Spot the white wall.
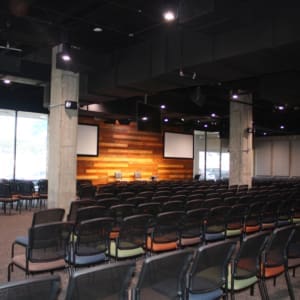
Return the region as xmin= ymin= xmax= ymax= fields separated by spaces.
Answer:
xmin=254 ymin=135 xmax=300 ymax=177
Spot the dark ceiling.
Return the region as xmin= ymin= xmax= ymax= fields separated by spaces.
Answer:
xmin=1 ymin=0 xmax=300 ymax=136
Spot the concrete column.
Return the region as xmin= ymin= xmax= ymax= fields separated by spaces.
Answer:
xmin=229 ymin=91 xmax=253 ymax=187
xmin=47 ymin=44 xmax=79 ymax=212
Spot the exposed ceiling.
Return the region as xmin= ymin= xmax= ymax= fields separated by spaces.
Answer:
xmin=1 ymin=0 xmax=300 ymax=136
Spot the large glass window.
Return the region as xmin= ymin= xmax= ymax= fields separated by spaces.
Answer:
xmin=15 ymin=112 xmax=48 ymax=179
xmin=0 ymin=110 xmax=16 ymax=179
xmin=194 ymin=131 xmax=229 ymax=181
xmin=0 ymin=109 xmax=48 ymax=180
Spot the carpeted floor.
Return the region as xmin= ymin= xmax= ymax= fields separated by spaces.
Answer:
xmin=0 ymin=208 xmax=299 ymax=299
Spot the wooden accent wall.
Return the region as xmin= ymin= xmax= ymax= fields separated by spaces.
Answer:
xmin=77 ymin=118 xmax=193 ymax=185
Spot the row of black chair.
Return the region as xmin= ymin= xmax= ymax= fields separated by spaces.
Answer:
xmin=4 ymin=224 xmax=300 ymax=300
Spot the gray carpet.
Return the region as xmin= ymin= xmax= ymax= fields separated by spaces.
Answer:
xmin=0 ymin=208 xmax=299 ymax=299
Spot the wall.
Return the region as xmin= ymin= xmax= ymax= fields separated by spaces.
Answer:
xmin=254 ymin=135 xmax=300 ymax=177
xmin=77 ymin=118 xmax=193 ymax=185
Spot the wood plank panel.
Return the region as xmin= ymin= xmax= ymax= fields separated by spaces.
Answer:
xmin=77 ymin=118 xmax=193 ymax=185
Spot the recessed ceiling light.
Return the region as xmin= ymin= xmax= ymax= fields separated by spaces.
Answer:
xmin=277 ymin=105 xmax=285 ymax=110
xmin=163 ymin=117 xmax=169 ymax=122
xmin=181 ymin=117 xmax=185 ymax=122
xmin=160 ymin=104 xmax=166 ymax=109
xmin=138 ymin=9 xmax=142 ymax=13
xmin=141 ymin=116 xmax=148 ymax=121
xmin=204 ymin=124 xmax=208 ymax=128
xmin=232 ymin=94 xmax=238 ymax=100
xmin=163 ymin=10 xmax=176 ymax=21
xmin=280 ymin=125 xmax=285 ymax=129
xmin=93 ymin=27 xmax=103 ymax=32
xmin=61 ymin=54 xmax=71 ymax=61
xmin=3 ymin=79 xmax=11 ymax=84
xmin=128 ymin=33 xmax=134 ymax=37
xmin=211 ymin=113 xmax=216 ymax=118
xmin=263 ymin=132 xmax=267 ymax=136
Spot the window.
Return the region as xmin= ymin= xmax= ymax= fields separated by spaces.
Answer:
xmin=0 ymin=110 xmax=16 ymax=179
xmin=0 ymin=109 xmax=48 ymax=180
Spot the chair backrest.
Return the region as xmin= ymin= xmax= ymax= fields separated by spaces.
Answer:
xmin=137 ymin=202 xmax=161 ymax=216
xmin=38 ymin=179 xmax=48 ymax=194
xmin=233 ymin=231 xmax=269 ymax=279
xmin=118 ymin=214 xmax=152 ymax=249
xmin=0 ymin=275 xmax=61 ymax=300
xmin=17 ymin=180 xmax=34 ymax=195
xmin=67 ymin=200 xmax=97 ymax=222
xmin=187 ymin=240 xmax=236 ymax=295
xmin=75 ymin=205 xmax=107 ymax=224
xmin=65 ymin=261 xmax=135 ymax=300
xmin=73 ymin=217 xmax=114 ymax=257
xmin=28 ymin=222 xmax=73 ymax=262
xmin=133 ymin=249 xmax=193 ymax=300
xmin=32 ymin=208 xmax=65 ymax=226
xmin=0 ymin=182 xmax=11 ymax=197
xmin=262 ymin=225 xmax=295 ymax=268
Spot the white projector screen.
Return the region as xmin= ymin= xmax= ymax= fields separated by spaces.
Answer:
xmin=164 ymin=132 xmax=194 ymax=159
xmin=77 ymin=124 xmax=99 ymax=156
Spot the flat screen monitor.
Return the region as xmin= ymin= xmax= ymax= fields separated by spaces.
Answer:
xmin=77 ymin=124 xmax=99 ymax=156
xmin=164 ymin=131 xmax=194 ymax=159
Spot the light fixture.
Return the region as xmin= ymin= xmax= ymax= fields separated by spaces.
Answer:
xmin=163 ymin=10 xmax=176 ymax=21
xmin=160 ymin=104 xmax=166 ymax=109
xmin=211 ymin=113 xmax=216 ymax=118
xmin=128 ymin=33 xmax=134 ymax=37
xmin=163 ymin=117 xmax=169 ymax=123
xmin=280 ymin=125 xmax=285 ymax=129
xmin=3 ymin=79 xmax=11 ymax=84
xmin=141 ymin=116 xmax=148 ymax=121
xmin=181 ymin=117 xmax=185 ymax=122
xmin=204 ymin=124 xmax=208 ymax=128
xmin=232 ymin=94 xmax=239 ymax=100
xmin=93 ymin=27 xmax=103 ymax=32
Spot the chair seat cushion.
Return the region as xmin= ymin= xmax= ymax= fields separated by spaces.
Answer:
xmin=110 ymin=241 xmax=144 ymax=258
xmin=66 ymin=252 xmax=107 ymax=266
xmin=15 ymin=236 xmax=29 ymax=247
xmin=189 ymin=288 xmax=223 ymax=300
xmin=12 ymin=254 xmax=66 ymax=273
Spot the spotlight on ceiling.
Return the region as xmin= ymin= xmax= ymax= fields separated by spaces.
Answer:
xmin=211 ymin=113 xmax=216 ymax=118
xmin=231 ymin=94 xmax=239 ymax=100
xmin=3 ymin=79 xmax=11 ymax=84
xmin=163 ymin=117 xmax=169 ymax=123
xmin=160 ymin=104 xmax=166 ymax=109
xmin=163 ymin=10 xmax=176 ymax=21
xmin=280 ymin=125 xmax=285 ymax=129
xmin=141 ymin=116 xmax=148 ymax=121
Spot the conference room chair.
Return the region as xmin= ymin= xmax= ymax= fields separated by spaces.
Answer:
xmin=110 ymin=214 xmax=151 ymax=260
xmin=288 ymin=224 xmax=300 ymax=277
xmin=243 ymin=201 xmax=262 ymax=235
xmin=11 ymin=208 xmax=65 ymax=258
xmin=259 ymin=225 xmax=296 ymax=300
xmin=17 ymin=180 xmax=38 ymax=210
xmin=8 ymin=221 xmax=73 ymax=281
xmin=277 ymin=198 xmax=294 ymax=227
xmin=137 ymin=190 xmax=154 ymax=199
xmin=37 ymin=179 xmax=48 ymax=208
xmin=132 ymin=249 xmax=193 ymax=300
xmin=227 ymin=231 xmax=269 ymax=300
xmin=95 ymin=192 xmax=115 ymax=200
xmin=161 ymin=200 xmax=185 ymax=212
xmin=66 ymin=217 xmax=114 ymax=271
xmin=260 ymin=200 xmax=280 ymax=231
xmin=126 ymin=196 xmax=147 ymax=207
xmin=0 ymin=182 xmax=20 ymax=214
xmin=225 ymin=204 xmax=248 ymax=241
xmin=74 ymin=205 xmax=108 ymax=225
xmin=180 ymin=208 xmax=208 ymax=247
xmin=147 ymin=211 xmax=184 ymax=254
xmin=65 ymin=260 xmax=135 ymax=300
xmin=96 ymin=197 xmax=120 ymax=209
xmin=137 ymin=202 xmax=161 ymax=217
xmin=186 ymin=240 xmax=236 ymax=300
xmin=67 ymin=199 xmax=97 ymax=223
xmin=185 ymin=199 xmax=203 ymax=211
xmin=118 ymin=191 xmax=136 ymax=201
xmin=151 ymin=195 xmax=169 ymax=205
xmin=203 ymin=206 xmax=229 ymax=243
xmin=0 ymin=275 xmax=61 ymax=300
